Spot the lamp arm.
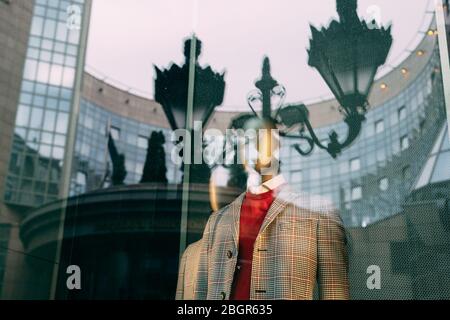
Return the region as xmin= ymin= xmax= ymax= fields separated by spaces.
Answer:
xmin=292 ymin=135 xmax=315 ymax=156
xmin=302 ymin=115 xmax=330 ymax=151
xmin=324 ymin=112 xmax=365 ymax=158
xmin=288 ymin=109 xmax=364 ymax=159
xmin=281 ymin=114 xmax=328 ymax=157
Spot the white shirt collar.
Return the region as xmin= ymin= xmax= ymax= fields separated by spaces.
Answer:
xmin=247 ymin=170 xmax=287 ymax=195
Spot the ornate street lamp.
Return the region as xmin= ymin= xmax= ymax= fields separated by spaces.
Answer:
xmin=154 ymin=36 xmax=226 ymax=132
xmin=154 ymin=36 xmax=226 ymax=183
xmin=232 ymin=0 xmax=392 ymax=159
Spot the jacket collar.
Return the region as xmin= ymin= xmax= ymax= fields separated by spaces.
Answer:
xmin=247 ymin=174 xmax=287 ymax=195
xmin=228 ymin=184 xmax=297 ymax=248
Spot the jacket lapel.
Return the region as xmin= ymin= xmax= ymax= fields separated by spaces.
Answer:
xmin=230 ymin=192 xmax=246 ymax=248
xmin=228 ymin=185 xmax=297 ymax=248
xmin=258 ymin=185 xmax=296 ymax=236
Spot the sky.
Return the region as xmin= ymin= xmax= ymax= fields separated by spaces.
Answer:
xmin=86 ymin=0 xmax=432 ymax=111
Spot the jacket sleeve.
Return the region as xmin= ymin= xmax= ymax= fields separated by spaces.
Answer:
xmin=193 ymin=214 xmax=214 ymax=300
xmin=175 ymin=247 xmax=188 ymax=300
xmin=317 ymin=208 xmax=350 ymax=300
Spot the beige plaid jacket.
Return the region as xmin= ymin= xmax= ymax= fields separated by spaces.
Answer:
xmin=180 ymin=185 xmax=349 ymax=300
xmin=176 ymin=240 xmax=202 ymax=300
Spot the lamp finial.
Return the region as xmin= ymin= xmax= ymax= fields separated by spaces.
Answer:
xmin=336 ymin=0 xmax=358 ymax=23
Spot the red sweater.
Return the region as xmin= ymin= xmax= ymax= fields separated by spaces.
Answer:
xmin=230 ymin=189 xmax=275 ymax=300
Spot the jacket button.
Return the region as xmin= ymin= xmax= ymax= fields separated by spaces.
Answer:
xmin=227 ymin=250 xmax=233 ymax=259
xmin=221 ymin=292 xmax=226 ymax=300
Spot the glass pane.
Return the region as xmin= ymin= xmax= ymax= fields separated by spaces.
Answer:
xmin=441 ymin=127 xmax=450 ymax=151
xmin=43 ymin=110 xmax=57 ymax=131
xmin=430 ymin=151 xmax=450 ymax=184
xmin=375 ymin=120 xmax=385 ymax=134
xmin=30 ymin=108 xmax=43 ymax=128
xmin=30 ymin=17 xmax=44 ymax=36
xmin=351 ymin=186 xmax=362 ymax=201
xmin=415 ymin=155 xmax=437 ymax=190
xmin=43 ymin=19 xmax=56 ymax=39
xmin=55 ymin=112 xmax=68 ymax=134
xmin=137 ymin=136 xmax=148 ymax=149
xmin=350 ymin=158 xmax=361 ymax=172
xmin=379 ymin=177 xmax=389 ymax=191
xmin=23 ymin=59 xmax=38 ymax=80
xmin=2 ymin=0 xmax=450 ymax=303
xmin=16 ymin=105 xmax=30 ymax=127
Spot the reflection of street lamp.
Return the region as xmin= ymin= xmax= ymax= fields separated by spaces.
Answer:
xmin=310 ymin=0 xmax=392 ymax=113
xmin=234 ymin=0 xmax=392 ymax=159
xmin=154 ymin=36 xmax=226 ymax=183
xmin=154 ymin=36 xmax=225 ymax=132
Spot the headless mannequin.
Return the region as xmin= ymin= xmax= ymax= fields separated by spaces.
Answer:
xmin=230 ymin=118 xmax=285 ymax=300
xmin=242 ymin=117 xmax=285 ymax=194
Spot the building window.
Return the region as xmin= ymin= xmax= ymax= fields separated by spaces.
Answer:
xmin=398 ymin=106 xmax=407 ymax=121
xmin=375 ymin=119 xmax=385 ymax=134
xmin=75 ymin=171 xmax=87 ymax=194
xmin=137 ymin=135 xmax=148 ymax=149
xmin=80 ymin=142 xmax=90 ymax=157
xmin=351 ymin=186 xmax=362 ymax=201
xmin=291 ymin=170 xmax=302 ymax=184
xmin=135 ymin=163 xmax=144 ymax=175
xmin=126 ymin=133 xmax=137 ymax=145
xmin=401 ymin=135 xmax=410 ymax=151
xmin=350 ymin=158 xmax=361 ymax=172
xmin=403 ymin=166 xmax=412 ymax=181
xmin=310 ymin=168 xmax=321 ymax=180
xmin=110 ymin=126 xmax=120 ymax=140
xmin=379 ymin=177 xmax=389 ymax=191
xmin=377 ymin=148 xmax=386 ymax=162
xmin=321 ymin=166 xmax=331 ymax=178
xmin=84 ymin=116 xmax=93 ymax=129
xmin=125 ymin=160 xmax=135 ymax=174
xmin=339 ymin=161 xmax=349 ymax=174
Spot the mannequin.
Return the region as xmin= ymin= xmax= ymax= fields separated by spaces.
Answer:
xmin=176 ymin=117 xmax=349 ymax=300
xmin=229 ymin=117 xmax=286 ymax=300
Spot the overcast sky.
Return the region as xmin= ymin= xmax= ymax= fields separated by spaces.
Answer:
xmin=86 ymin=0 xmax=431 ymax=111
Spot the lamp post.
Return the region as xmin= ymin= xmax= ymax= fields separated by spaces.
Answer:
xmin=154 ymin=36 xmax=226 ymax=182
xmin=232 ymin=0 xmax=392 ymax=159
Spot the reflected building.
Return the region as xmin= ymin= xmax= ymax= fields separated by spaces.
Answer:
xmin=4 ymin=0 xmax=91 ymax=207
xmin=71 ymin=73 xmax=183 ymax=196
xmin=280 ymin=29 xmax=446 ymax=227
xmin=0 ymin=0 xmax=449 ymax=299
xmin=0 ymin=0 xmax=92 ymax=298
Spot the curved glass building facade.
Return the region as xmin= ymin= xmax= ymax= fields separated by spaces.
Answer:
xmin=71 ymin=98 xmax=182 ymax=196
xmin=3 ymin=0 xmax=89 ymax=207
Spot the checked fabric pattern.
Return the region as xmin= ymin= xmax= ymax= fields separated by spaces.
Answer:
xmin=177 ymin=185 xmax=349 ymax=300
